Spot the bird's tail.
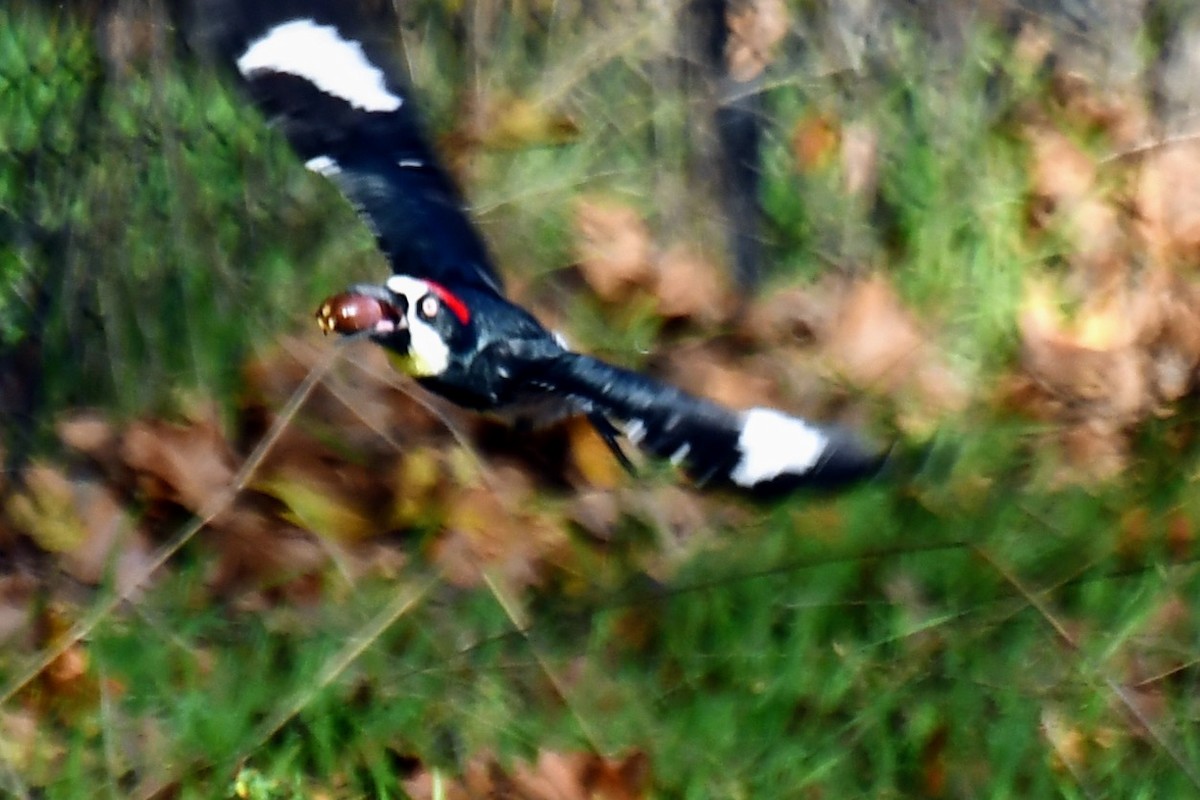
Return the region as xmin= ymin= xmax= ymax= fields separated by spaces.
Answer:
xmin=533 ymin=352 xmax=885 ymax=496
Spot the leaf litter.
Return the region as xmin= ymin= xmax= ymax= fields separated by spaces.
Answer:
xmin=7 ymin=18 xmax=1200 ymax=794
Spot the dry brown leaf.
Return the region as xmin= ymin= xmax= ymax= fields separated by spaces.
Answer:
xmin=120 ymin=416 xmax=237 ymax=514
xmin=573 ymin=198 xmax=655 ymax=302
xmin=739 ymin=284 xmax=834 ymax=345
xmin=7 ymin=462 xmax=154 ymax=594
xmin=820 ymin=277 xmax=968 ymax=432
xmin=27 ymin=604 xmax=104 ymax=723
xmin=8 ymin=464 xmax=89 ymax=556
xmin=1025 ymin=126 xmax=1127 ymax=284
xmin=1028 ymin=127 xmax=1097 ymax=213
xmin=1135 ymin=140 xmax=1200 ymax=267
xmin=243 ymin=337 xmax=445 ymax=453
xmin=61 ymin=480 xmax=151 ymax=593
xmin=249 ymin=426 xmax=385 ymax=543
xmin=431 ymin=475 xmax=568 ymax=591
xmin=659 ymin=342 xmax=779 ymax=410
xmin=1042 ymin=707 xmax=1090 ymax=773
xmin=725 ymin=0 xmax=789 ymax=82
xmin=653 ymin=244 xmax=731 ymax=325
xmin=404 ymin=750 xmax=649 ymax=800
xmin=1058 ymin=420 xmax=1129 ymax=483
xmin=56 ymin=413 xmax=118 ymax=466
xmin=825 ymin=277 xmax=925 ymax=393
xmin=204 ymin=508 xmax=328 ymax=601
xmin=567 ymin=416 xmax=626 ymax=490
xmin=633 ymin=485 xmax=710 ymax=551
xmin=514 ymin=750 xmax=650 ymax=800
xmin=1050 ymin=72 xmax=1150 ymax=150
xmin=567 ymin=489 xmax=622 ymax=542
xmin=1018 ymin=281 xmax=1149 ymax=421
xmin=1007 ymin=270 xmax=1200 ymax=481
xmin=791 ymin=111 xmax=839 ymax=173
xmin=255 ymin=469 xmax=377 ymax=543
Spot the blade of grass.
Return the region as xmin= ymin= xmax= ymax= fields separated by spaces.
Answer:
xmin=0 ymin=340 xmax=345 ymax=708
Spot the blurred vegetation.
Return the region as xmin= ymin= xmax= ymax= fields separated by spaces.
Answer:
xmin=0 ymin=2 xmax=378 ymax=455
xmin=3 ymin=0 xmax=1200 ymax=798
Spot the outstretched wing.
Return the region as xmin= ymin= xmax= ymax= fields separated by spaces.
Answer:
xmin=536 ymin=351 xmax=885 ymax=495
xmin=192 ymin=0 xmax=504 ymax=296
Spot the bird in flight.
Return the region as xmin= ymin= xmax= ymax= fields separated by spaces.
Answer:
xmin=195 ymin=0 xmax=886 ymax=496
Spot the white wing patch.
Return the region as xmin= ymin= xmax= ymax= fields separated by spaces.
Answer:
xmin=622 ymin=419 xmax=646 ymax=445
xmin=730 ymin=408 xmax=828 ymax=488
xmin=304 ymin=155 xmax=341 ymax=176
xmin=237 ymin=19 xmax=403 ymax=113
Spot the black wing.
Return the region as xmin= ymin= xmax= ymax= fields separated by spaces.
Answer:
xmin=191 ymin=0 xmax=504 ymax=296
xmin=536 ymin=352 xmax=885 ymax=495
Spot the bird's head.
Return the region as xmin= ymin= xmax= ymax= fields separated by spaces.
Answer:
xmin=315 ymin=275 xmax=473 ymax=377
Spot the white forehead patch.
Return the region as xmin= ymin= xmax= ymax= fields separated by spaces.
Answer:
xmin=385 ymin=276 xmax=449 ymax=376
xmin=385 ymin=275 xmax=430 ymax=303
xmin=730 ymin=408 xmax=828 ymax=488
xmin=237 ymin=19 xmax=403 ymax=113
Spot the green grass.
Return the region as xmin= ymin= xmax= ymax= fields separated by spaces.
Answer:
xmin=12 ymin=448 xmax=1199 ymax=797
xmin=3 ymin=3 xmax=1200 ymax=799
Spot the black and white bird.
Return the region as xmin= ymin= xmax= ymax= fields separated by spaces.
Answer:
xmin=195 ymin=0 xmax=886 ymax=496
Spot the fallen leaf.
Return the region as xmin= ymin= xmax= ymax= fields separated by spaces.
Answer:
xmin=8 ymin=464 xmax=89 ymax=556
xmin=658 ymin=341 xmax=779 ymax=410
xmin=1135 ymin=140 xmax=1200 ymax=267
xmin=255 ymin=469 xmax=377 ymax=542
xmin=56 ymin=412 xmax=119 ymax=469
xmin=1058 ymin=420 xmax=1129 ymax=483
xmin=725 ymin=0 xmax=789 ymax=82
xmin=1018 ymin=280 xmax=1149 ymax=421
xmin=1027 ymin=127 xmax=1096 ymax=214
xmin=1042 ymin=706 xmax=1089 ymax=773
xmin=567 ymin=488 xmax=622 ymax=542
xmin=250 ymin=427 xmax=386 ymax=543
xmin=1025 ymin=125 xmax=1126 ymax=285
xmin=431 ymin=474 xmax=569 ymax=591
xmin=1050 ymin=71 xmax=1149 ymax=149
xmin=404 ymin=749 xmax=649 ymax=800
xmin=824 ymin=277 xmax=923 ymax=392
xmin=28 ymin=604 xmax=103 ymax=723
xmin=567 ymin=416 xmax=626 ymax=490
xmin=653 ymin=244 xmax=731 ymax=325
xmin=739 ymin=284 xmax=834 ymax=345
xmin=573 ymin=198 xmax=655 ymax=303
xmin=119 ymin=416 xmax=237 ymax=514
xmin=791 ymin=111 xmax=839 ymax=173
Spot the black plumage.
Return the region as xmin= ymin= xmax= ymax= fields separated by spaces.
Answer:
xmin=196 ymin=0 xmax=886 ymax=495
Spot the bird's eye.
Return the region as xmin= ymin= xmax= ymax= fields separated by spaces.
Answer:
xmin=418 ymin=294 xmax=440 ymax=321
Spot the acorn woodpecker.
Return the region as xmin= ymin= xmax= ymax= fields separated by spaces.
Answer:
xmin=195 ymin=0 xmax=886 ymax=496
